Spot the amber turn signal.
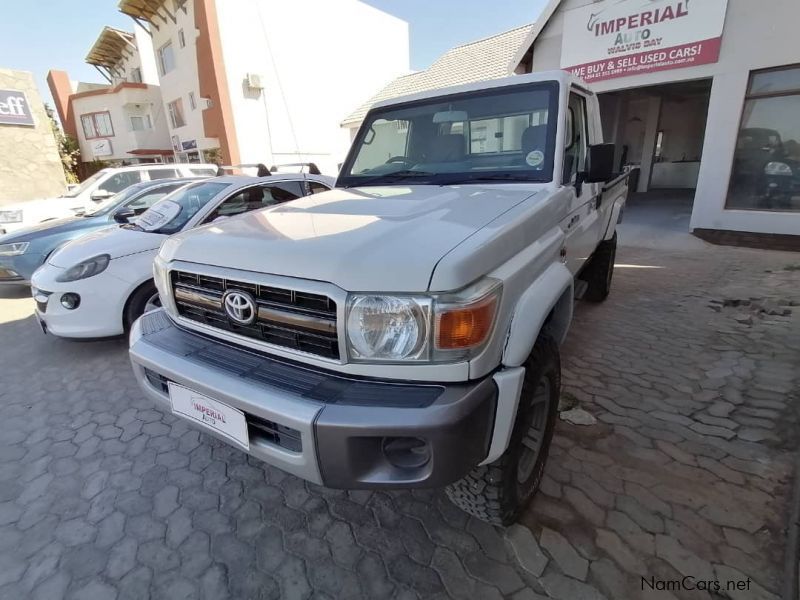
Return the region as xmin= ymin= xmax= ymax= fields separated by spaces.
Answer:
xmin=435 ymin=295 xmax=498 ymax=350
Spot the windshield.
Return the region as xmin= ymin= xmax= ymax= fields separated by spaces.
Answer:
xmin=64 ymin=170 xmax=107 ymax=198
xmin=85 ymin=182 xmax=154 ymax=217
xmin=136 ymin=181 xmax=230 ymax=234
xmin=339 ymin=82 xmax=559 ymax=187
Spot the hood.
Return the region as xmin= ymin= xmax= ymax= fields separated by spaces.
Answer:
xmin=48 ymin=225 xmax=164 ymax=268
xmin=0 ymin=216 xmax=107 ymax=243
xmin=165 ymin=184 xmax=541 ymax=291
xmin=2 ymin=196 xmax=83 ymax=212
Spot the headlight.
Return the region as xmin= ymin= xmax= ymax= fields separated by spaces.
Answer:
xmin=764 ymin=161 xmax=793 ymax=176
xmin=0 ymin=210 xmax=23 ymax=224
xmin=55 ymin=254 xmax=110 ymax=282
xmin=0 ymin=242 xmax=29 ymax=256
xmin=345 ymin=278 xmax=502 ymax=363
xmin=347 ymin=295 xmax=430 ymax=361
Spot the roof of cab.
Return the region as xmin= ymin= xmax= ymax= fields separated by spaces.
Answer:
xmin=371 ymin=70 xmax=584 ymax=111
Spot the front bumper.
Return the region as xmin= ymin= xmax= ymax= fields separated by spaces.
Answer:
xmin=129 ymin=309 xmax=498 ymax=488
xmin=0 ymin=253 xmax=45 ymax=285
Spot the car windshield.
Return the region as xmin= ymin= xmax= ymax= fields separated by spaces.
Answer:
xmin=135 ymin=181 xmax=230 ymax=234
xmin=63 ymin=170 xmax=107 ymax=198
xmin=338 ymin=81 xmax=559 ymax=187
xmin=84 ymin=182 xmax=157 ymax=217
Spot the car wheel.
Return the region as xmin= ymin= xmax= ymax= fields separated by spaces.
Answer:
xmin=582 ymin=232 xmax=617 ymax=303
xmin=124 ymin=280 xmax=159 ymax=330
xmin=445 ymin=330 xmax=560 ymax=526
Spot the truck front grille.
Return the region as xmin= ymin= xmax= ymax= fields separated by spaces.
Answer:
xmin=170 ymin=271 xmax=339 ymax=359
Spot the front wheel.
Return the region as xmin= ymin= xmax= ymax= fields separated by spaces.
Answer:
xmin=445 ymin=331 xmax=560 ymax=526
xmin=124 ymin=281 xmax=160 ymax=330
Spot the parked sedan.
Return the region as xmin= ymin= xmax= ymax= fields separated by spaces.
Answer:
xmin=31 ymin=173 xmax=334 ymax=339
xmin=0 ymin=178 xmax=200 ymax=285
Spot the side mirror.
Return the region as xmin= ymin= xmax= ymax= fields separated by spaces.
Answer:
xmin=113 ymin=208 xmax=135 ymax=223
xmin=90 ymin=189 xmax=113 ymax=202
xmin=585 ymin=144 xmax=615 ymax=183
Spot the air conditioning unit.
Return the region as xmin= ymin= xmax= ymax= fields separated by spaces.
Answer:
xmin=246 ymin=73 xmax=264 ymax=90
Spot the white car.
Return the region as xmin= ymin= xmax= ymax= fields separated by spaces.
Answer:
xmin=31 ymin=173 xmax=333 ymax=338
xmin=0 ymin=163 xmax=219 ymax=235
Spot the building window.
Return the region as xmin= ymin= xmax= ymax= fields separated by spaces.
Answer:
xmin=188 ymin=92 xmax=196 ymax=110
xmin=130 ymin=67 xmax=142 ymax=83
xmin=167 ymin=98 xmax=186 ymax=128
xmin=158 ymin=42 xmax=175 ymax=75
xmin=130 ymin=115 xmax=152 ymax=131
xmin=178 ymin=28 xmax=186 ymax=48
xmin=727 ymin=64 xmax=800 ymax=212
xmin=80 ymin=112 xmax=114 ymax=139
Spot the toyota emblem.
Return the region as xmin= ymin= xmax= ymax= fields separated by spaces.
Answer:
xmin=222 ymin=290 xmax=257 ymax=325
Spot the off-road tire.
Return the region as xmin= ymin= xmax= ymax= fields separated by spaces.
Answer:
xmin=445 ymin=331 xmax=560 ymax=526
xmin=124 ymin=280 xmax=159 ymax=330
xmin=583 ymin=232 xmax=617 ymax=303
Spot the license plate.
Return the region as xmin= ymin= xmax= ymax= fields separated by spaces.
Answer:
xmin=168 ymin=383 xmax=250 ymax=450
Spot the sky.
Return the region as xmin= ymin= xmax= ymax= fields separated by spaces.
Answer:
xmin=0 ymin=0 xmax=549 ymax=110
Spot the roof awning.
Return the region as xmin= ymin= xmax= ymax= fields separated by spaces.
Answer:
xmin=86 ymin=27 xmax=135 ymax=69
xmin=118 ymin=0 xmax=187 ymax=26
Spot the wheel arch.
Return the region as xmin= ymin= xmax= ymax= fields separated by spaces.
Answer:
xmin=122 ymin=276 xmax=157 ymax=329
xmin=502 ymin=262 xmax=573 ymax=367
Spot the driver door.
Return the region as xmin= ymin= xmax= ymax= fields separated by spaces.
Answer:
xmin=561 ymin=91 xmax=603 ymax=276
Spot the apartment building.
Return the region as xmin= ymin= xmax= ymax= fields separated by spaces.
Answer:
xmin=117 ymin=0 xmax=409 ymax=173
xmin=48 ymin=25 xmax=173 ymax=165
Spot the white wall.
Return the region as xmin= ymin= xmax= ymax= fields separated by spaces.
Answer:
xmin=215 ymin=0 xmax=409 ymax=174
xmin=149 ymin=0 xmax=217 ymax=155
xmin=134 ymin=23 xmax=160 ymax=85
xmin=529 ymin=0 xmax=800 ymax=234
xmin=73 ymin=86 xmax=171 ymax=162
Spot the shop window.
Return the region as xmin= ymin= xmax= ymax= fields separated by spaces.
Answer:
xmin=158 ymin=42 xmax=175 ymax=75
xmin=727 ymin=65 xmax=800 ymax=212
xmin=80 ymin=112 xmax=114 ymax=139
xmin=167 ymin=98 xmax=186 ymax=128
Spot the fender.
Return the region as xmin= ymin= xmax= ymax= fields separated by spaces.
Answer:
xmin=603 ymin=196 xmax=626 ymax=240
xmin=502 ymin=261 xmax=574 ymax=366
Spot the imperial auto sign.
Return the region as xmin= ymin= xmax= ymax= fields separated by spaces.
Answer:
xmin=561 ymin=0 xmax=730 ymax=83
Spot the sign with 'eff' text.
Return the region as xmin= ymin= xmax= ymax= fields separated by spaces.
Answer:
xmin=0 ymin=90 xmax=35 ymax=126
xmin=561 ymin=0 xmax=729 ymax=83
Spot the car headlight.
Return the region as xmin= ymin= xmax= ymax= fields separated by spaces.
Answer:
xmin=55 ymin=254 xmax=110 ymax=282
xmin=0 ymin=242 xmax=29 ymax=256
xmin=0 ymin=210 xmax=23 ymax=224
xmin=345 ymin=278 xmax=501 ymax=363
xmin=764 ymin=161 xmax=793 ymax=176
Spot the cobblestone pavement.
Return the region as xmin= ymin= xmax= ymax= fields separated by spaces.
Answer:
xmin=0 ymin=240 xmax=798 ymax=600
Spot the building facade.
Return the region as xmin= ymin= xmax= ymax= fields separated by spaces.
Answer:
xmin=49 ymin=25 xmax=173 ymax=165
xmin=117 ymin=0 xmax=409 ymax=174
xmin=0 ymin=69 xmax=66 ymax=205
xmin=518 ymin=0 xmax=800 ymax=240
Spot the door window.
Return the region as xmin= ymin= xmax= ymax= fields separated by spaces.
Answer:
xmin=308 ymin=180 xmax=331 ymax=195
xmin=203 ymin=183 xmax=303 ymax=223
xmin=563 ymin=93 xmax=588 ymax=185
xmin=99 ymin=171 xmax=142 ymax=194
xmin=147 ymin=168 xmax=180 ymax=180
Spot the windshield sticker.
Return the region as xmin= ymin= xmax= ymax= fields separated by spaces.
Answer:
xmin=137 ymin=201 xmax=181 ymax=232
xmin=526 ymin=150 xmax=545 ymax=168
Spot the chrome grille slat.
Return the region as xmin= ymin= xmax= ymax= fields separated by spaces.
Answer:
xmin=171 ymin=271 xmax=339 ymax=359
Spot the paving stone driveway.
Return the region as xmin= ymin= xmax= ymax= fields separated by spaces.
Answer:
xmin=0 ymin=239 xmax=798 ymax=600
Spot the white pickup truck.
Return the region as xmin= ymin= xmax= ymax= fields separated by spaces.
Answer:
xmin=129 ymin=70 xmax=628 ymax=525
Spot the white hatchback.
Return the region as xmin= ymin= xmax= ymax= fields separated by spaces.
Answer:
xmin=30 ymin=174 xmax=333 ymax=339
xmin=0 ymin=163 xmax=219 ymax=235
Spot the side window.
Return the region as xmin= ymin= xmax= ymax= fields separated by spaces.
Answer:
xmin=307 ymin=181 xmax=331 ymax=195
xmin=147 ymin=168 xmax=180 ymax=180
xmin=563 ymin=92 xmax=588 ymax=185
xmin=99 ymin=171 xmax=142 ymax=194
xmin=125 ymin=185 xmax=182 ymax=214
xmin=189 ymin=167 xmax=218 ymax=176
xmin=202 ymin=183 xmax=303 ymax=223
